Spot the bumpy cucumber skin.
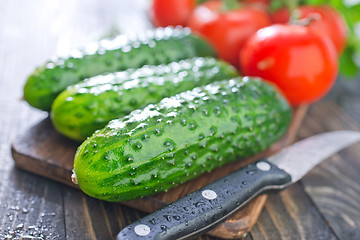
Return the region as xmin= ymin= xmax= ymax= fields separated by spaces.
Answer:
xmin=73 ymin=77 xmax=292 ymax=202
xmin=24 ymin=27 xmax=216 ymax=111
xmin=51 ymin=57 xmax=238 ymax=141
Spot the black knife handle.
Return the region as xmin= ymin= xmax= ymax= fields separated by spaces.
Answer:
xmin=116 ymin=159 xmax=292 ymax=240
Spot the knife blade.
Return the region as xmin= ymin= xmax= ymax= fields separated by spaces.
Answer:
xmin=116 ymin=130 xmax=360 ymax=240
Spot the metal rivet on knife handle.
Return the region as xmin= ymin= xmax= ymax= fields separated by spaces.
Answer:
xmin=201 ymin=189 xmax=217 ymax=200
xmin=256 ymin=161 xmax=271 ymax=171
xmin=134 ymin=224 xmax=151 ymax=236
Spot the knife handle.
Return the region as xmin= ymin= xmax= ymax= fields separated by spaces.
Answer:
xmin=116 ymin=159 xmax=291 ymax=240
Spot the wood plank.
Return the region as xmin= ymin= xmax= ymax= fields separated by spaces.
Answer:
xmin=250 ymin=183 xmax=337 ymax=240
xmin=0 ymin=169 xmax=66 ymax=239
xmin=63 ymin=186 xmax=98 ymax=240
xmin=297 ymin=100 xmax=360 ymax=240
xmin=326 ymin=77 xmax=360 ymax=123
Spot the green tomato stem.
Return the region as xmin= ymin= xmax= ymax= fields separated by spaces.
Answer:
xmin=287 ymin=0 xmax=301 ymax=23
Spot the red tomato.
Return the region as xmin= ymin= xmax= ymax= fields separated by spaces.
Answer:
xmin=151 ymin=0 xmax=196 ymax=27
xmin=188 ymin=0 xmax=271 ymax=68
xmin=240 ymin=24 xmax=338 ymax=106
xmin=272 ymin=5 xmax=348 ymax=55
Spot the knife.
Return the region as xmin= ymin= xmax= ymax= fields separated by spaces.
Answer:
xmin=116 ymin=130 xmax=360 ymax=240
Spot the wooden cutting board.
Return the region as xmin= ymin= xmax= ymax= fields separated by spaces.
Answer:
xmin=11 ymin=105 xmax=307 ymax=239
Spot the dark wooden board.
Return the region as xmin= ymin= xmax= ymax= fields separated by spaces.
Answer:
xmin=11 ymin=105 xmax=307 ymax=239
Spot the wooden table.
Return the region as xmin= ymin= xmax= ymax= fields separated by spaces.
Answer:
xmin=1 ymin=1 xmax=359 ymax=239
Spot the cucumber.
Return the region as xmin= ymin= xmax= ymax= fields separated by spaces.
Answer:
xmin=51 ymin=57 xmax=238 ymax=141
xmin=73 ymin=77 xmax=292 ymax=202
xmin=24 ymin=27 xmax=216 ymax=111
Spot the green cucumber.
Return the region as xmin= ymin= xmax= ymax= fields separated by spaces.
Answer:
xmin=24 ymin=27 xmax=216 ymax=111
xmin=73 ymin=77 xmax=292 ymax=202
xmin=51 ymin=57 xmax=238 ymax=141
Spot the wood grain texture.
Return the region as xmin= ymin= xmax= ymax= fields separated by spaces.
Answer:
xmin=250 ymin=183 xmax=338 ymax=240
xmin=0 ymin=169 xmax=66 ymax=239
xmin=208 ymin=195 xmax=268 ymax=238
xmin=297 ymin=99 xmax=360 ymax=240
xmin=1 ymin=0 xmax=360 ymax=239
xmin=11 ymin=106 xmax=307 ymax=239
